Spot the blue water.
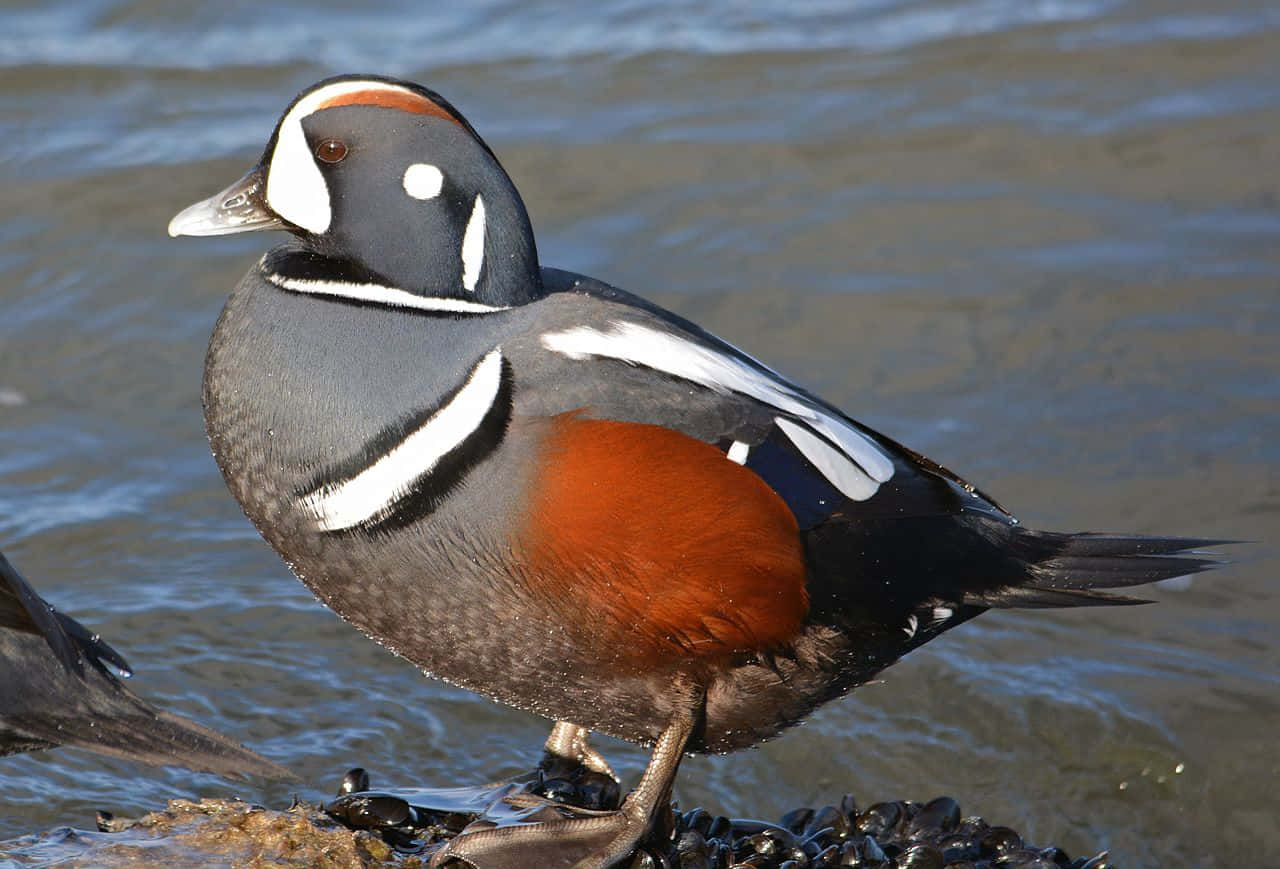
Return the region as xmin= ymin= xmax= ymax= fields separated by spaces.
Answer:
xmin=1 ymin=1 xmax=1277 ymax=865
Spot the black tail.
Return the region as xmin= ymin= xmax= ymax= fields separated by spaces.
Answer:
xmin=964 ymin=526 xmax=1230 ymax=609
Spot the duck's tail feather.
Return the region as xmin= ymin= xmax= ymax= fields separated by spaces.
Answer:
xmin=962 ymin=527 xmax=1231 ymax=609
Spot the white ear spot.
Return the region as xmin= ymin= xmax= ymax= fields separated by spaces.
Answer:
xmin=402 ymin=163 xmax=444 ymax=200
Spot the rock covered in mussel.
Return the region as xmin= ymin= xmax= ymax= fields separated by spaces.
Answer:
xmin=648 ymin=794 xmax=1114 ymax=869
xmin=321 ymin=767 xmax=1114 ymax=868
xmin=8 ymin=773 xmax=1117 ymax=867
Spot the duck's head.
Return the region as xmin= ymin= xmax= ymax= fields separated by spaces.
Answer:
xmin=169 ymin=75 xmax=542 ymax=306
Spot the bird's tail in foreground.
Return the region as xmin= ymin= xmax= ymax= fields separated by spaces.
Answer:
xmin=963 ymin=528 xmax=1229 ymax=609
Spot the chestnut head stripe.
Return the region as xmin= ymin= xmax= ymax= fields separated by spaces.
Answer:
xmin=314 ymin=87 xmax=466 ymax=128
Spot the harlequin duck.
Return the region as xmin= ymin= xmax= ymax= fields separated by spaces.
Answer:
xmin=169 ymin=74 xmax=1221 ymax=867
xmin=0 ymin=548 xmax=291 ymax=778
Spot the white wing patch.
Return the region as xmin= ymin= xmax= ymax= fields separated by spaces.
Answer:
xmin=299 ymin=349 xmax=505 ymax=531
xmin=539 ymin=321 xmax=894 ymax=500
xmin=461 ymin=194 xmax=486 ymax=292
xmin=265 ymin=271 xmax=509 ymax=314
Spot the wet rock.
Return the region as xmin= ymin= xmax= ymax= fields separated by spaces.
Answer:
xmin=326 ymin=793 xmax=415 ymax=829
xmin=897 ymin=843 xmax=946 ymax=868
xmin=2 ymin=799 xmax=399 ymax=867
xmin=906 ymin=798 xmax=961 ymax=840
xmin=686 ymin=808 xmax=716 ymax=836
xmin=979 ymin=826 xmax=1024 ymax=857
xmin=340 ymin=767 xmax=372 ymax=795
xmin=855 ymin=802 xmax=904 ymax=839
xmin=2 ymin=784 xmax=1115 ymax=868
xmin=781 ymin=807 xmax=815 ymax=835
xmin=94 ymin=810 xmax=135 ymax=833
xmin=839 ymin=834 xmax=889 ymax=867
xmin=531 ymin=753 xmax=623 ymax=811
xmin=805 ymin=804 xmax=853 ymax=843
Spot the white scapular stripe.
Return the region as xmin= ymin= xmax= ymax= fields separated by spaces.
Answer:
xmin=726 ymin=440 xmax=750 ymax=465
xmin=402 ymin=163 xmax=444 ymax=200
xmin=266 ymin=79 xmax=424 ymax=235
xmin=774 ymin=417 xmax=878 ymax=500
xmin=265 ymin=272 xmax=509 ymax=314
xmin=539 ymin=321 xmax=894 ymax=499
xmin=460 ymin=195 xmax=486 ymax=291
xmin=300 ymin=349 xmax=505 ymax=531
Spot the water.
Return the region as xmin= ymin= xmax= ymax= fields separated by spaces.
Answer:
xmin=1 ymin=0 xmax=1277 ymax=865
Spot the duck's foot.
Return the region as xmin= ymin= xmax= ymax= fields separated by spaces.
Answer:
xmin=431 ymin=710 xmax=693 ymax=869
xmin=429 ymin=804 xmax=665 ymax=869
xmin=543 ymin=720 xmax=618 ymax=780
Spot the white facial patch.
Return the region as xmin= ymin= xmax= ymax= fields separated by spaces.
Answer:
xmin=403 ymin=163 xmax=444 ymax=200
xmin=265 ymin=79 xmax=423 ymax=235
xmin=539 ymin=321 xmax=895 ymax=501
xmin=299 ymin=349 xmax=506 ymax=531
xmin=461 ymin=194 xmax=485 ymax=292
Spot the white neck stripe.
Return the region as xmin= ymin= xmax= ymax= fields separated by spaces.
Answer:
xmin=300 ymin=349 xmax=506 ymax=531
xmin=265 ymin=272 xmax=509 ymax=314
xmin=460 ymin=194 xmax=486 ymax=292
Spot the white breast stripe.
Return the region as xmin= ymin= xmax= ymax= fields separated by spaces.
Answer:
xmin=300 ymin=349 xmax=505 ymax=531
xmin=726 ymin=440 xmax=750 ymax=465
xmin=265 ymin=272 xmax=509 ymax=314
xmin=539 ymin=321 xmax=895 ymax=500
xmin=461 ymin=194 xmax=485 ymax=292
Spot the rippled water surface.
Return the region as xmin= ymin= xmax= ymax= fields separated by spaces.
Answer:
xmin=1 ymin=1 xmax=1277 ymax=865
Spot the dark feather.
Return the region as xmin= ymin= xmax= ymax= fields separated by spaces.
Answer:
xmin=0 ymin=550 xmax=294 ymax=780
xmin=962 ymin=526 xmax=1230 ymax=609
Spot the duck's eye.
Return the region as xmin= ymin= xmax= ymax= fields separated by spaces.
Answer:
xmin=314 ymin=139 xmax=348 ymax=164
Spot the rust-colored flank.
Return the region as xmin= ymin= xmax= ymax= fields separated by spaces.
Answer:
xmin=316 ymin=88 xmax=464 ymax=128
xmin=520 ymin=415 xmax=809 ymax=666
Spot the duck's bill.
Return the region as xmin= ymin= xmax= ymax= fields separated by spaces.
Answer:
xmin=168 ymin=165 xmax=286 ymax=237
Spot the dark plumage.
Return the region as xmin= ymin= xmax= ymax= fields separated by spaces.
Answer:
xmin=169 ymin=74 xmax=1224 ymax=867
xmin=0 ymin=550 xmax=292 ymax=780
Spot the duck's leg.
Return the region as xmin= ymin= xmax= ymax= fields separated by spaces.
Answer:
xmin=431 ymin=697 xmax=697 ymax=869
xmin=544 ymin=721 xmax=617 ymax=780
